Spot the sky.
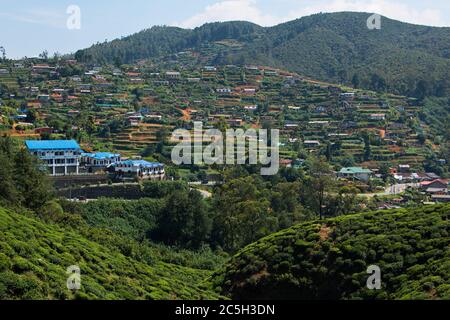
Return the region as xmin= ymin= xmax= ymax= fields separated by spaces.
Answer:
xmin=1 ymin=0 xmax=449 ymax=59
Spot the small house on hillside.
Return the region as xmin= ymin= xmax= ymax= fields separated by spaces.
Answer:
xmin=420 ymin=179 xmax=448 ymax=190
xmin=370 ymin=114 xmax=386 ymax=121
xmin=304 ymin=140 xmax=321 ymax=148
xmin=338 ymin=167 xmax=373 ymax=182
xmin=431 ymin=195 xmax=450 ymax=203
xmin=165 ymin=71 xmax=181 ymax=79
xmin=217 ymin=88 xmax=232 ymax=94
xmin=340 ymin=92 xmax=355 ymax=100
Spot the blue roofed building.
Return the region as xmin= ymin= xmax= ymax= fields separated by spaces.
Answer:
xmin=112 ymin=160 xmax=165 ymax=180
xmin=25 ymin=140 xmax=82 ymax=176
xmin=81 ymin=152 xmax=121 ymax=169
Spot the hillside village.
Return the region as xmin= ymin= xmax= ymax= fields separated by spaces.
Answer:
xmin=0 ymin=55 xmax=448 ymax=205
xmin=0 ymin=9 xmax=449 ymax=303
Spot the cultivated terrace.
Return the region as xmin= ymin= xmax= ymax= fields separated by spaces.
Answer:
xmin=0 ymin=54 xmax=448 ymax=205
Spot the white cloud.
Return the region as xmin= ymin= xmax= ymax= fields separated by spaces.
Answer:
xmin=173 ymin=0 xmax=449 ymax=28
xmin=287 ymin=0 xmax=447 ymax=27
xmin=173 ymin=0 xmax=280 ymax=28
xmin=0 ymin=9 xmax=66 ymax=28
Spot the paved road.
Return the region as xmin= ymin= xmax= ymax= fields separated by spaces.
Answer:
xmin=361 ymin=183 xmax=419 ymax=198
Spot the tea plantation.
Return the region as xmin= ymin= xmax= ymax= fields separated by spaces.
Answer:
xmin=0 ymin=207 xmax=220 ymax=300
xmin=1 ymin=202 xmax=449 ymax=300
xmin=214 ymin=204 xmax=450 ymax=300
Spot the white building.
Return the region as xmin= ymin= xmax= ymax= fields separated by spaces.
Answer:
xmin=26 ymin=140 xmax=82 ymax=176
xmin=203 ymin=66 xmax=217 ymax=72
xmin=166 ymin=71 xmax=181 ymax=79
xmin=112 ymin=160 xmax=165 ymax=179
xmin=81 ymin=152 xmax=121 ymax=168
xmin=370 ymin=113 xmax=386 ymax=121
xmin=217 ymin=88 xmax=232 ymax=93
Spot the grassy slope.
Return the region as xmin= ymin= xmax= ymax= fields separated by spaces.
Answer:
xmin=214 ymin=204 xmax=450 ymax=300
xmin=0 ymin=207 xmax=219 ymax=300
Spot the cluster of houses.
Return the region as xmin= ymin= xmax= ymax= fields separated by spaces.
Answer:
xmin=391 ymin=164 xmax=449 ymax=201
xmin=25 ymin=139 xmax=164 ymax=180
xmin=420 ymin=179 xmax=450 ymax=203
xmin=0 ymin=60 xmax=427 ymax=155
xmin=1 ymin=59 xmax=447 ymax=202
xmin=322 ymin=164 xmax=448 ymax=202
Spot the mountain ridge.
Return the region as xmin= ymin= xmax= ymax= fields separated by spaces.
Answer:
xmin=74 ymin=12 xmax=450 ymax=97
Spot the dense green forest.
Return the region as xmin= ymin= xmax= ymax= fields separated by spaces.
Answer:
xmin=213 ymin=204 xmax=450 ymax=300
xmin=75 ymin=12 xmax=449 ymax=98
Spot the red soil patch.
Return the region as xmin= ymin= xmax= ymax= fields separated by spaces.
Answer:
xmin=178 ymin=108 xmax=192 ymax=121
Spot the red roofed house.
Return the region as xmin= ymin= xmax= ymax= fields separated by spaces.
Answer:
xmin=280 ymin=159 xmax=293 ymax=168
xmin=420 ymin=179 xmax=448 ymax=189
xmin=420 ymin=179 xmax=448 ymax=195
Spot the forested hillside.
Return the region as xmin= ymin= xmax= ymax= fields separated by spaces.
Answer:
xmin=214 ymin=204 xmax=450 ymax=300
xmin=74 ymin=12 xmax=450 ymax=98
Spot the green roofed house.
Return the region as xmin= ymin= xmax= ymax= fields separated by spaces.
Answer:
xmin=338 ymin=167 xmax=373 ymax=182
